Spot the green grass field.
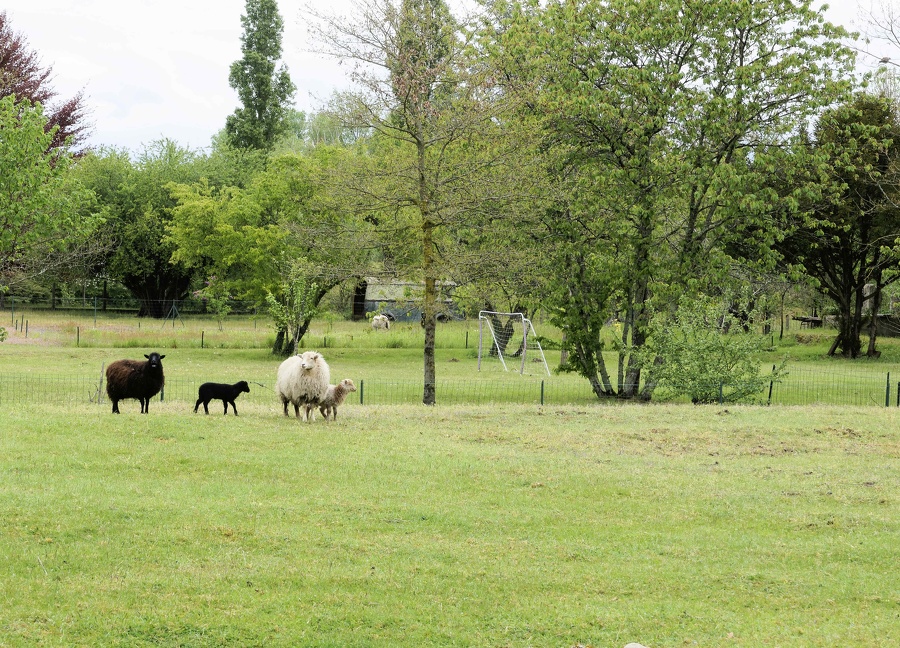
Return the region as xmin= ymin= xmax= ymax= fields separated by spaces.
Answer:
xmin=1 ymin=402 xmax=897 ymax=647
xmin=1 ymin=310 xmax=899 ymax=646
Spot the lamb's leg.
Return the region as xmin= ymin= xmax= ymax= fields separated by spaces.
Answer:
xmin=194 ymin=398 xmax=201 ymax=413
xmin=231 ymin=401 xmax=238 ymax=416
xmin=111 ymin=399 xmax=119 ymax=414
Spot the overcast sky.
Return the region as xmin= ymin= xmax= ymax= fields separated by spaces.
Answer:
xmin=1 ymin=0 xmax=884 ymax=153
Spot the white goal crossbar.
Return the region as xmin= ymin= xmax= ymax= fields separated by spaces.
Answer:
xmin=477 ymin=310 xmax=550 ymax=376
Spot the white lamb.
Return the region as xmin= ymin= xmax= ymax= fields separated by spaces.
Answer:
xmin=318 ymin=378 xmax=357 ymax=421
xmin=371 ymin=314 xmax=390 ymax=330
xmin=275 ymin=350 xmax=331 ymax=422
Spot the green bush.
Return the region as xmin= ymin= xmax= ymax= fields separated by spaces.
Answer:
xmin=645 ymin=296 xmax=786 ymax=403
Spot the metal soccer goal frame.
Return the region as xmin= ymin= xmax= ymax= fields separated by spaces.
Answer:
xmin=477 ymin=310 xmax=550 ymax=376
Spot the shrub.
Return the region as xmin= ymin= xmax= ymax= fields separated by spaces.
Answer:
xmin=644 ymin=296 xmax=786 ymax=404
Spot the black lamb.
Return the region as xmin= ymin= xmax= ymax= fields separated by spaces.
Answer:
xmin=194 ymin=381 xmax=250 ymax=416
xmin=105 ymin=352 xmax=166 ymax=414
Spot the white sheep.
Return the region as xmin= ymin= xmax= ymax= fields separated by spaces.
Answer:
xmin=318 ymin=378 xmax=357 ymax=421
xmin=371 ymin=314 xmax=390 ymax=330
xmin=275 ymin=350 xmax=330 ymax=422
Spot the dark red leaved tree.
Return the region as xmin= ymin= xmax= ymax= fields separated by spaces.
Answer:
xmin=0 ymin=11 xmax=91 ymax=153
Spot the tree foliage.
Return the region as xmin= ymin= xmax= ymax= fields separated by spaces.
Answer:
xmin=226 ymin=0 xmax=296 ymax=150
xmin=643 ymin=296 xmax=785 ymax=404
xmin=779 ymin=93 xmax=900 ymax=358
xmin=76 ymin=140 xmax=235 ymax=317
xmin=166 ymin=148 xmax=373 ymax=353
xmin=492 ymin=0 xmax=855 ymax=400
xmin=0 ymin=95 xmax=96 ymax=290
xmin=0 ymin=11 xmax=91 ymax=153
xmin=308 ymin=0 xmax=526 ymax=403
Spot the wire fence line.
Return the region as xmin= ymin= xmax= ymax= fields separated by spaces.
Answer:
xmin=2 ymin=366 xmax=900 ymax=407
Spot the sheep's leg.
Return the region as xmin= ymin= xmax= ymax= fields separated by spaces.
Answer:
xmin=141 ymin=397 xmax=149 ymax=414
xmin=305 ymin=404 xmax=315 ymax=423
xmin=293 ymin=402 xmax=301 ymax=418
xmin=111 ymin=399 xmax=119 ymax=414
xmin=333 ymin=406 xmax=338 ymax=421
xmin=194 ymin=399 xmax=202 ymax=413
xmin=231 ymin=402 xmax=238 ymax=416
xmin=203 ymin=401 xmax=210 ymax=414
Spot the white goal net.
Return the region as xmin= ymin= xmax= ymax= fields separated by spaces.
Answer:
xmin=477 ymin=311 xmax=550 ymax=376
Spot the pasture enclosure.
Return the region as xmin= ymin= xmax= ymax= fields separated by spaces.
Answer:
xmin=1 ymin=402 xmax=897 ymax=647
xmin=7 ymin=307 xmax=900 ymax=409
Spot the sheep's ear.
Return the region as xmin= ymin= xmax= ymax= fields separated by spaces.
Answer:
xmin=159 ymin=355 xmax=166 ymax=359
xmin=144 ymin=354 xmax=149 ymax=359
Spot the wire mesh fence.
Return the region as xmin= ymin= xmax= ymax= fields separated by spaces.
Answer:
xmin=1 ymin=366 xmax=900 ymax=407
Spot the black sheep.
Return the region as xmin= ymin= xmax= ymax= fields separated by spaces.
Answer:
xmin=106 ymin=352 xmax=166 ymax=414
xmin=194 ymin=381 xmax=250 ymax=415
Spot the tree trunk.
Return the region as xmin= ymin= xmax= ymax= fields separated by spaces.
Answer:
xmin=867 ymin=273 xmax=883 ymax=358
xmin=422 ymin=219 xmax=437 ymax=406
xmin=272 ymin=328 xmax=286 ymax=355
xmin=829 ymin=289 xmax=864 ymax=358
xmin=621 ymin=230 xmax=652 ymax=400
xmin=352 ymin=279 xmax=367 ymax=321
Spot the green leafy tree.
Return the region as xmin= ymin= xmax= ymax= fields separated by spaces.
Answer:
xmin=492 ymin=0 xmax=855 ymax=400
xmin=226 ymin=0 xmax=296 ymax=150
xmin=167 ymin=149 xmax=373 ymax=353
xmin=308 ymin=0 xmax=524 ymax=404
xmin=77 ymin=140 xmax=232 ymax=317
xmin=0 ymin=95 xmax=96 ymax=291
xmin=779 ymin=94 xmax=900 ymax=358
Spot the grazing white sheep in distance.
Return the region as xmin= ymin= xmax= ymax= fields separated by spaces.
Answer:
xmin=371 ymin=314 xmax=390 ymax=330
xmin=275 ymin=351 xmax=330 ymax=422
xmin=318 ymin=378 xmax=357 ymax=421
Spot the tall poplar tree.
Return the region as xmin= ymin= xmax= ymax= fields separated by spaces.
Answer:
xmin=226 ymin=0 xmax=296 ymax=150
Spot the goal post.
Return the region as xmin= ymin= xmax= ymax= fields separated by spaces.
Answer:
xmin=477 ymin=310 xmax=551 ymax=376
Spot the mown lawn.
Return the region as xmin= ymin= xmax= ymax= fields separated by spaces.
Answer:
xmin=1 ymin=402 xmax=897 ymax=647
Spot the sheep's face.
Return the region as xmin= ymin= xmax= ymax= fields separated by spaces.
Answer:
xmin=144 ymin=352 xmax=165 ymax=369
xmin=237 ymin=381 xmax=250 ymax=393
xmin=340 ymin=379 xmax=357 ymax=392
xmin=298 ymin=351 xmax=322 ymax=371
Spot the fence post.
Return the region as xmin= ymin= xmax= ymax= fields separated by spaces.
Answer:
xmin=886 ymin=372 xmax=891 ymax=408
xmin=718 ymin=381 xmax=724 ymax=405
xmin=540 ymin=379 xmax=544 ymax=406
xmin=360 ymin=379 xmax=364 ymax=405
xmin=767 ymin=364 xmax=775 ymax=405
xmin=77 ymin=326 xmax=80 ymax=347
xmin=201 ymin=331 xmax=204 ymax=349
